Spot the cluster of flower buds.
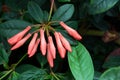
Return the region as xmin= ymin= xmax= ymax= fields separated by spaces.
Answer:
xmin=8 ymin=21 xmax=82 ymax=68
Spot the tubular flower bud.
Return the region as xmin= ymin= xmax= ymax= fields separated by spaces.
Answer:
xmin=8 ymin=26 xmax=31 ymax=45
xmin=58 ymin=32 xmax=72 ymax=52
xmin=40 ymin=29 xmax=47 ymax=56
xmin=48 ymin=36 xmax=56 ymax=59
xmin=11 ymin=33 xmax=31 ymax=50
xmin=59 ymin=21 xmax=82 ymax=40
xmin=47 ymin=44 xmax=54 ymax=68
xmin=29 ymin=38 xmax=40 ymax=57
xmin=54 ymin=32 xmax=66 ymax=58
xmin=28 ymin=33 xmax=38 ymax=54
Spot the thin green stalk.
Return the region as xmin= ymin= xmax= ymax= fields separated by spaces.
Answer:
xmin=0 ymin=69 xmax=13 ymax=80
xmin=14 ymin=54 xmax=27 ymax=68
xmin=50 ymin=68 xmax=60 ymax=80
xmin=48 ymin=0 xmax=54 ymax=21
xmin=51 ymin=72 xmax=60 ymax=80
xmin=0 ymin=54 xmax=27 ymax=80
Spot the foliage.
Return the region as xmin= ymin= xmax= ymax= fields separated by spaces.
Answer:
xmin=0 ymin=0 xmax=120 ymax=80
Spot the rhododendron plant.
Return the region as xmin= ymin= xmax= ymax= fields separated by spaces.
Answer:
xmin=0 ymin=0 xmax=102 ymax=80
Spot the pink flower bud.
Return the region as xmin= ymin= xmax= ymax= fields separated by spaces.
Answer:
xmin=58 ymin=32 xmax=72 ymax=52
xmin=40 ymin=29 xmax=47 ymax=56
xmin=11 ymin=33 xmax=31 ymax=50
xmin=8 ymin=26 xmax=31 ymax=45
xmin=28 ymin=33 xmax=38 ymax=54
xmin=59 ymin=21 xmax=82 ymax=40
xmin=48 ymin=36 xmax=56 ymax=59
xmin=29 ymin=38 xmax=40 ymax=57
xmin=54 ymin=32 xmax=66 ymax=58
xmin=47 ymin=44 xmax=54 ymax=68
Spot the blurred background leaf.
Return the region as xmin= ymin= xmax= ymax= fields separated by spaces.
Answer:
xmin=89 ymin=0 xmax=119 ymax=15
xmin=5 ymin=0 xmax=46 ymax=10
xmin=103 ymin=48 xmax=120 ymax=68
xmin=99 ymin=66 xmax=120 ymax=80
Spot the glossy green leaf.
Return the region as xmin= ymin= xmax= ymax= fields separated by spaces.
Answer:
xmin=8 ymin=71 xmax=20 ymax=80
xmin=43 ymin=11 xmax=49 ymax=22
xmin=99 ymin=66 xmax=120 ymax=80
xmin=18 ymin=69 xmax=47 ymax=80
xmin=0 ymin=44 xmax=9 ymax=65
xmin=58 ymin=0 xmax=71 ymax=2
xmin=5 ymin=0 xmax=46 ymax=10
xmin=89 ymin=0 xmax=119 ymax=15
xmin=0 ymin=20 xmax=31 ymax=38
xmin=15 ymin=64 xmax=40 ymax=73
xmin=28 ymin=1 xmax=43 ymax=23
xmin=52 ymin=4 xmax=74 ymax=22
xmin=68 ymin=42 xmax=94 ymax=80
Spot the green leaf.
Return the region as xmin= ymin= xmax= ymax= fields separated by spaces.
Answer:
xmin=0 ymin=71 xmax=8 ymax=77
xmin=36 ymin=53 xmax=47 ymax=68
xmin=5 ymin=0 xmax=29 ymax=10
xmin=91 ymin=15 xmax=110 ymax=30
xmin=52 ymin=4 xmax=74 ymax=22
xmin=102 ymin=48 xmax=120 ymax=68
xmin=0 ymin=44 xmax=9 ymax=65
xmin=43 ymin=11 xmax=49 ymax=22
xmin=0 ymin=2 xmax=2 ymax=13
xmin=89 ymin=0 xmax=119 ymax=15
xmin=18 ymin=69 xmax=47 ymax=80
xmin=0 ymin=20 xmax=31 ymax=38
xmin=8 ymin=71 xmax=20 ymax=80
xmin=1 ymin=12 xmax=18 ymax=20
xmin=5 ymin=0 xmax=46 ymax=10
xmin=58 ymin=0 xmax=71 ymax=2
xmin=15 ymin=64 xmax=40 ymax=73
xmin=28 ymin=1 xmax=44 ymax=23
xmin=94 ymin=71 xmax=102 ymax=80
xmin=103 ymin=56 xmax=120 ymax=68
xmin=68 ymin=42 xmax=94 ymax=80
xmin=99 ymin=66 xmax=120 ymax=80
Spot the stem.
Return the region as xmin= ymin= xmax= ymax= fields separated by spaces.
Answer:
xmin=14 ymin=54 xmax=27 ymax=68
xmin=46 ymin=26 xmax=50 ymax=37
xmin=79 ymin=29 xmax=120 ymax=45
xmin=0 ymin=69 xmax=13 ymax=80
xmin=50 ymin=68 xmax=60 ymax=80
xmin=0 ymin=54 xmax=27 ymax=80
xmin=80 ymin=29 xmax=104 ymax=36
xmin=48 ymin=0 xmax=54 ymax=21
xmin=49 ymin=26 xmax=56 ymax=32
